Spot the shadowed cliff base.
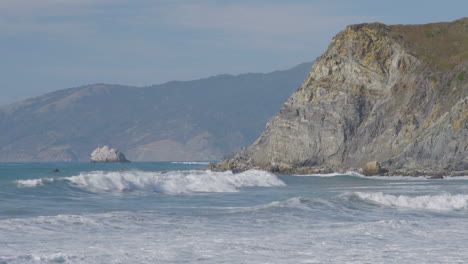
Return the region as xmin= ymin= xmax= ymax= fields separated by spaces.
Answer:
xmin=212 ymin=18 xmax=468 ymax=176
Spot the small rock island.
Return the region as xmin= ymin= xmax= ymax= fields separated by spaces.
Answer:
xmin=90 ymin=146 xmax=130 ymax=163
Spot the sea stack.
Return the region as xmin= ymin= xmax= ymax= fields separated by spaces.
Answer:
xmin=90 ymin=146 xmax=130 ymax=163
xmin=212 ymin=18 xmax=468 ymax=176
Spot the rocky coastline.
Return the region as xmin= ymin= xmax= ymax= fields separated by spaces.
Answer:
xmin=208 ymin=161 xmax=468 ymax=177
xmin=210 ymin=18 xmax=468 ymax=177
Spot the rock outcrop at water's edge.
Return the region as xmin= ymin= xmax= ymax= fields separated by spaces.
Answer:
xmin=211 ymin=18 xmax=468 ymax=176
xmin=90 ymin=146 xmax=130 ymax=163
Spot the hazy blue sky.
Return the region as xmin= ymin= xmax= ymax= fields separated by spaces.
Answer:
xmin=1 ymin=0 xmax=466 ymax=105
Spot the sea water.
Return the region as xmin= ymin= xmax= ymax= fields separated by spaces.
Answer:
xmin=1 ymin=162 xmax=468 ymax=263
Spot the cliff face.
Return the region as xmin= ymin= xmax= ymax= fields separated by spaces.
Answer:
xmin=222 ymin=18 xmax=468 ymax=175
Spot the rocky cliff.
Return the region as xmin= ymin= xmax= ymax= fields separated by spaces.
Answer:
xmin=216 ymin=18 xmax=468 ymax=176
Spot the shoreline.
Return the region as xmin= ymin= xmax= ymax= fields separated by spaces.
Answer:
xmin=207 ymin=162 xmax=468 ymax=178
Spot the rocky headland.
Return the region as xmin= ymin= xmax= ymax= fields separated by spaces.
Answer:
xmin=90 ymin=146 xmax=130 ymax=163
xmin=211 ymin=18 xmax=468 ymax=176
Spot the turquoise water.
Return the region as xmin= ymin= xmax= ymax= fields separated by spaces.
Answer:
xmin=0 ymin=162 xmax=211 ymax=219
xmin=1 ymin=162 xmax=468 ymax=263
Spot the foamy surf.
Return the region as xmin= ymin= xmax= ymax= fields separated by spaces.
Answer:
xmin=294 ymin=172 xmax=468 ymax=181
xmin=171 ymin=161 xmax=211 ymax=165
xmin=61 ymin=169 xmax=285 ymax=194
xmin=293 ymin=171 xmax=363 ymax=177
xmin=0 ymin=253 xmax=79 ymax=264
xmin=225 ymin=197 xmax=317 ymax=213
xmin=15 ymin=178 xmax=53 ymax=187
xmin=349 ymin=192 xmax=468 ymax=210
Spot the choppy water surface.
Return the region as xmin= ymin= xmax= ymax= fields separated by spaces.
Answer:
xmin=1 ymin=162 xmax=467 ymax=263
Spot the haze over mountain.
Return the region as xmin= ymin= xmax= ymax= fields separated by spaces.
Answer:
xmin=0 ymin=62 xmax=312 ymax=162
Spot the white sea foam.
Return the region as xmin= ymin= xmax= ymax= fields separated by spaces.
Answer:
xmin=64 ymin=169 xmax=285 ymax=194
xmin=441 ymin=175 xmax=468 ymax=180
xmin=227 ymin=197 xmax=316 ymax=213
xmin=259 ymin=197 xmax=313 ymax=211
xmin=363 ymin=174 xmax=468 ymax=181
xmin=0 ymin=253 xmax=80 ymax=264
xmin=293 ymin=171 xmax=364 ymax=177
xmin=5 ymin=164 xmax=468 ymax=264
xmin=15 ymin=178 xmax=53 ymax=187
xmin=294 ymin=172 xmax=468 ymax=181
xmin=2 ymin=195 xmax=468 ymax=263
xmin=3 ymin=207 xmax=467 ymax=264
xmin=171 ymin=161 xmax=211 ymax=165
xmin=352 ymin=192 xmax=468 ymax=210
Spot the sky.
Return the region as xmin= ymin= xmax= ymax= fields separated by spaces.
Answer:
xmin=0 ymin=0 xmax=466 ymax=106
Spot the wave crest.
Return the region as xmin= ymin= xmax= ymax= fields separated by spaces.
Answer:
xmin=226 ymin=197 xmax=316 ymax=213
xmin=65 ymin=169 xmax=285 ymax=194
xmin=16 ymin=178 xmax=53 ymax=187
xmin=349 ymin=192 xmax=468 ymax=210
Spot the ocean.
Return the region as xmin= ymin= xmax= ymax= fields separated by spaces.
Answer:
xmin=1 ymin=162 xmax=467 ymax=263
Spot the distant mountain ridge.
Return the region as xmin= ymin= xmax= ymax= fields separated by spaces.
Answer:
xmin=0 ymin=62 xmax=312 ymax=162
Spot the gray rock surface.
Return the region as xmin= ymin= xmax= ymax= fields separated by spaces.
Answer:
xmin=217 ymin=18 xmax=468 ymax=176
xmin=90 ymin=146 xmax=130 ymax=163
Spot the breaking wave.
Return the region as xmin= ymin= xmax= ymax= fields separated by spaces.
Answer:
xmin=226 ymin=197 xmax=317 ymax=213
xmin=15 ymin=178 xmax=53 ymax=187
xmin=15 ymin=170 xmax=285 ymax=194
xmin=348 ymin=192 xmax=468 ymax=210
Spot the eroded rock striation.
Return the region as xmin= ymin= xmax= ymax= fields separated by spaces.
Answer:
xmin=214 ymin=18 xmax=468 ymax=176
xmin=90 ymin=146 xmax=130 ymax=163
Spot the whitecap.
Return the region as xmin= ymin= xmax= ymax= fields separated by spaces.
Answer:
xmin=226 ymin=197 xmax=316 ymax=213
xmin=349 ymin=192 xmax=468 ymax=210
xmin=15 ymin=178 xmax=53 ymax=188
xmin=64 ymin=169 xmax=285 ymax=194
